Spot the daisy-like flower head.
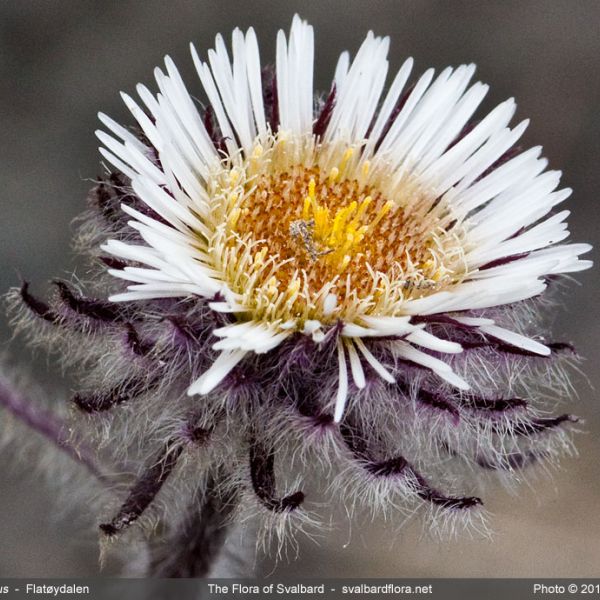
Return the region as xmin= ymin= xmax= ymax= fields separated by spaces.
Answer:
xmin=4 ymin=15 xmax=592 ymax=569
xmin=99 ymin=16 xmax=590 ymax=421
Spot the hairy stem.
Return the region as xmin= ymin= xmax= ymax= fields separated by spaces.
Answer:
xmin=0 ymin=374 xmax=106 ymax=482
xmin=147 ymin=471 xmax=238 ymax=578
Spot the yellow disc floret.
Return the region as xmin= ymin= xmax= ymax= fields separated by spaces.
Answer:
xmin=202 ymin=134 xmax=469 ymax=327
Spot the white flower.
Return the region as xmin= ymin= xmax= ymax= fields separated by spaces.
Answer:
xmin=98 ymin=15 xmax=591 ymax=422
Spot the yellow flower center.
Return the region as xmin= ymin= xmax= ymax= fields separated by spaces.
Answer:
xmin=204 ymin=136 xmax=468 ymax=327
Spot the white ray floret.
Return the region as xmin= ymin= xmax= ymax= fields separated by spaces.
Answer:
xmin=334 ymin=339 xmax=350 ymax=423
xmin=187 ymin=349 xmax=248 ymax=395
xmin=96 ymin=16 xmax=591 ymax=421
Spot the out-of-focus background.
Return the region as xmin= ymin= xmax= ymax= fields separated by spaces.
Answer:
xmin=0 ymin=0 xmax=599 ymax=578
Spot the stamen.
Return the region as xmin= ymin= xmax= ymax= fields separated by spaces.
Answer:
xmin=339 ymin=148 xmax=354 ymax=174
xmin=207 ymin=136 xmax=468 ymax=325
xmin=328 ymin=166 xmax=339 ymax=185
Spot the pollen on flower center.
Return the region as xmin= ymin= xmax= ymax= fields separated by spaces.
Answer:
xmin=238 ymin=167 xmax=423 ymax=290
xmin=208 ymin=138 xmax=469 ymax=325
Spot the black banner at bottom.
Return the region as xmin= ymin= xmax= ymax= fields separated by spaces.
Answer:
xmin=0 ymin=579 xmax=598 ymax=599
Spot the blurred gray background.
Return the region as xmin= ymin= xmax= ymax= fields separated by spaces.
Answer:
xmin=0 ymin=0 xmax=599 ymax=578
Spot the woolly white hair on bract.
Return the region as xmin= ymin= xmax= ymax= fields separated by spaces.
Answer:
xmin=1 ymin=14 xmax=592 ymax=575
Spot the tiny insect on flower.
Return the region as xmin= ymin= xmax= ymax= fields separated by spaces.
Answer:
xmin=1 ymin=14 xmax=592 ymax=575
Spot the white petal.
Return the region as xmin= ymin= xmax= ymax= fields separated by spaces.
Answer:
xmin=436 ymin=370 xmax=470 ymax=390
xmin=334 ymin=339 xmax=349 ymax=423
xmin=276 ymin=16 xmax=314 ymax=135
xmin=187 ymin=350 xmax=248 ymax=395
xmin=121 ymin=91 xmax=163 ymax=151
xmin=325 ymin=32 xmax=390 ymax=144
xmin=191 ymin=43 xmax=238 ymax=156
xmin=98 ymin=147 xmax=137 ymax=180
xmin=208 ymin=301 xmax=250 ymax=313
xmin=98 ymin=112 xmax=148 ymax=153
xmin=359 ymin=315 xmax=415 ymax=335
xmin=212 ymin=322 xmax=289 ymax=353
xmin=393 ymin=342 xmax=453 ymax=373
xmin=332 ymin=50 xmax=349 ymax=90
xmin=416 ymin=81 xmax=489 ymax=171
xmin=362 ymin=57 xmax=413 ymax=158
xmin=401 ymin=292 xmax=455 ymax=315
xmin=375 ymin=67 xmax=436 ymax=157
xmin=96 ymin=130 xmax=166 ymax=185
xmin=245 ymin=27 xmax=267 ymax=139
xmin=345 ymin=339 xmax=366 ymax=389
xmin=323 ymin=293 xmax=338 ymax=316
xmin=478 ymin=324 xmax=550 ymax=356
xmin=406 ymin=329 xmax=463 ymax=354
xmin=386 ymin=65 xmax=477 ymax=172
xmin=343 ymin=316 xmax=416 ymax=337
xmin=467 ymin=210 xmax=571 ymax=267
xmin=109 ymin=290 xmax=187 ymax=302
xmin=394 ymin=342 xmax=470 ymax=390
xmin=424 ymin=98 xmax=516 ymax=187
xmin=354 ymin=338 xmax=395 ymax=383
